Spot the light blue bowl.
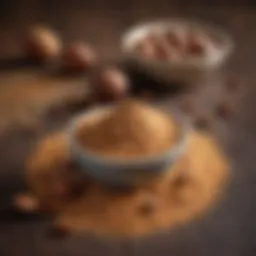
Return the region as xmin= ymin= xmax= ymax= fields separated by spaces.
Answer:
xmin=68 ymin=105 xmax=191 ymax=187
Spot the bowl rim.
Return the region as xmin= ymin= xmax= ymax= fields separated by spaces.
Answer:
xmin=67 ymin=104 xmax=192 ymax=169
xmin=121 ymin=18 xmax=234 ymax=68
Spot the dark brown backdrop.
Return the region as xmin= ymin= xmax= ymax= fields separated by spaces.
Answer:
xmin=0 ymin=1 xmax=255 ymax=256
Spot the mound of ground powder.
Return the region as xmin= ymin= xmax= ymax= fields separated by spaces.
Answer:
xmin=25 ymin=130 xmax=229 ymax=237
xmin=76 ymin=100 xmax=179 ymax=159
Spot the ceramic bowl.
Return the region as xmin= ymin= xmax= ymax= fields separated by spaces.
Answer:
xmin=121 ymin=19 xmax=234 ymax=84
xmin=68 ymin=105 xmax=191 ymax=187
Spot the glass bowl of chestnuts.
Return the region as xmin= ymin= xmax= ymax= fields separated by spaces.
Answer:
xmin=121 ymin=19 xmax=234 ymax=85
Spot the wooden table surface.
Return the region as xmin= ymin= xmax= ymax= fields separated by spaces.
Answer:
xmin=0 ymin=1 xmax=256 ymax=256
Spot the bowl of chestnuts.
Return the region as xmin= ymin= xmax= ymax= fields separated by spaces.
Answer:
xmin=121 ymin=19 xmax=234 ymax=84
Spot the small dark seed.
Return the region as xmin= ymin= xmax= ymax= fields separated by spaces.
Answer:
xmin=172 ymin=174 xmax=188 ymax=188
xmin=216 ymin=102 xmax=233 ymax=119
xmin=65 ymin=160 xmax=78 ymax=171
xmin=170 ymin=175 xmax=191 ymax=205
xmin=70 ymin=183 xmax=87 ymax=197
xmin=68 ymin=169 xmax=90 ymax=197
xmin=194 ymin=115 xmax=212 ymax=129
xmin=138 ymin=196 xmax=158 ymax=216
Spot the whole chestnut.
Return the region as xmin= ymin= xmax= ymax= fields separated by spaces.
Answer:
xmin=25 ymin=26 xmax=62 ymax=62
xmin=155 ymin=36 xmax=180 ymax=61
xmin=186 ymin=32 xmax=209 ymax=56
xmin=13 ymin=193 xmax=39 ymax=212
xmin=166 ymin=30 xmax=187 ymax=51
xmin=135 ymin=36 xmax=156 ymax=59
xmin=94 ymin=67 xmax=130 ymax=101
xmin=62 ymin=42 xmax=97 ymax=72
xmin=154 ymin=38 xmax=171 ymax=60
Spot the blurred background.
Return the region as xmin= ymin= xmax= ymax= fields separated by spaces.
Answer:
xmin=0 ymin=0 xmax=254 ymax=66
xmin=0 ymin=1 xmax=255 ymax=256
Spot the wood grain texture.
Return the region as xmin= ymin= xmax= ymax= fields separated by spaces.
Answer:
xmin=0 ymin=1 xmax=255 ymax=256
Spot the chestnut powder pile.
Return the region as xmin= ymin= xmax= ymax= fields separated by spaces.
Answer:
xmin=27 ymin=131 xmax=229 ymax=237
xmin=77 ymin=100 xmax=179 ymax=159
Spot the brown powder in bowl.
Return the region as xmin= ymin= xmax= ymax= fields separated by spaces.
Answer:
xmin=76 ymin=100 xmax=179 ymax=159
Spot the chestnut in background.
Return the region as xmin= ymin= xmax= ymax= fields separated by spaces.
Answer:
xmin=165 ymin=30 xmax=187 ymax=54
xmin=62 ymin=42 xmax=97 ymax=72
xmin=93 ymin=67 xmax=130 ymax=101
xmin=135 ymin=36 xmax=157 ymax=59
xmin=24 ymin=26 xmax=62 ymax=63
xmin=186 ymin=33 xmax=210 ymax=56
